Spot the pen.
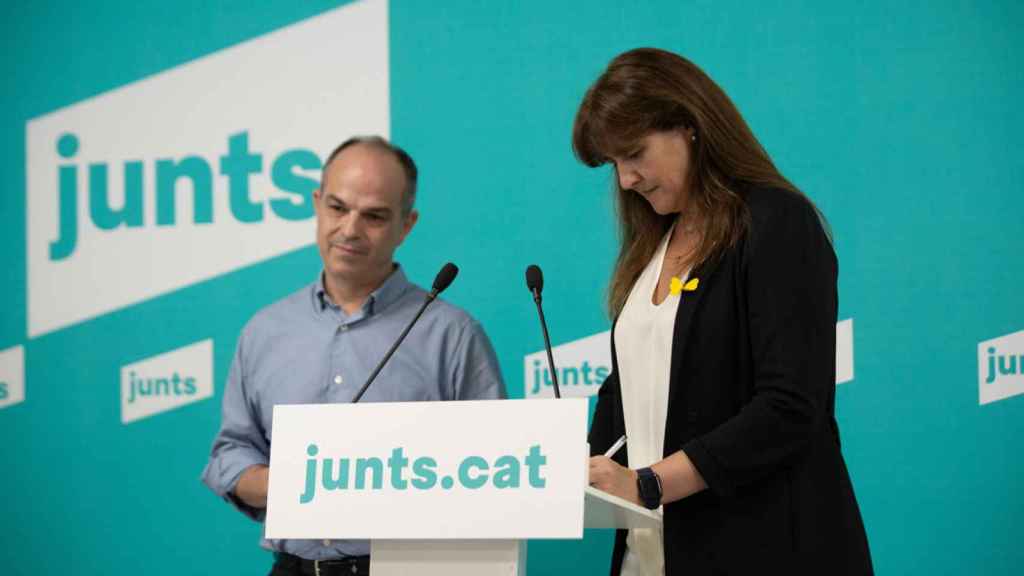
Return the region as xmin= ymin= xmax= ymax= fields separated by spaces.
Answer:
xmin=603 ymin=435 xmax=627 ymax=458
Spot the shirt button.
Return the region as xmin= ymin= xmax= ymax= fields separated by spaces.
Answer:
xmin=334 ymin=375 xmax=343 ymax=385
xmin=323 ymin=539 xmax=331 ymax=546
xmin=339 ymin=324 xmax=349 ymax=332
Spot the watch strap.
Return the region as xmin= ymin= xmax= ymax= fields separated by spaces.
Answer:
xmin=636 ymin=467 xmax=662 ymax=510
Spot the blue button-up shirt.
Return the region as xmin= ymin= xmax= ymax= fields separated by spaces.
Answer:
xmin=201 ymin=266 xmax=506 ymax=559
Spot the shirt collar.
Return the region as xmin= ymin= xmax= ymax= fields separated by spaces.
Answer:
xmin=314 ymin=264 xmax=413 ymax=316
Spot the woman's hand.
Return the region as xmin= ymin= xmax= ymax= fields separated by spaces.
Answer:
xmin=589 ymin=455 xmax=640 ymax=506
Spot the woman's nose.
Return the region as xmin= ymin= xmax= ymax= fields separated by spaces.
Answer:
xmin=617 ymin=166 xmax=641 ymax=191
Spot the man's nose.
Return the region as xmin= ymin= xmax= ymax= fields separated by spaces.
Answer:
xmin=339 ymin=212 xmax=362 ymax=237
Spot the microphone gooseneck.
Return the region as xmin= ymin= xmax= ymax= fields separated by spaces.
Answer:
xmin=525 ymin=264 xmax=561 ymax=399
xmin=352 ymin=262 xmax=460 ymax=403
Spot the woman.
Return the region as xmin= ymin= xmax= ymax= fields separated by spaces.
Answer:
xmin=576 ymin=48 xmax=873 ymax=575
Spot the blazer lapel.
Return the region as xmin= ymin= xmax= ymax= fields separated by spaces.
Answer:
xmin=665 ymin=254 xmax=726 ymax=443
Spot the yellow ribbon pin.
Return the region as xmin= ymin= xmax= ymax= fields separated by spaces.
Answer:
xmin=669 ymin=277 xmax=699 ymax=296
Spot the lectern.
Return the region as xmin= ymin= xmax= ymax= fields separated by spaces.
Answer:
xmin=265 ymin=399 xmax=661 ymax=575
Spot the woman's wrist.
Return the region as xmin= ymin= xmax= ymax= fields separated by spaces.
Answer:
xmin=635 ymin=467 xmax=664 ymax=509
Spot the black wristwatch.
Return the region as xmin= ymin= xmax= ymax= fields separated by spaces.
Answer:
xmin=636 ymin=467 xmax=662 ymax=510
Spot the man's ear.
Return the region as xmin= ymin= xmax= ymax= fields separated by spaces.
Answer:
xmin=400 ymin=209 xmax=419 ymax=242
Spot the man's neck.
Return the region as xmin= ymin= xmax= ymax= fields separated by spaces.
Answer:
xmin=325 ymin=265 xmax=394 ymax=315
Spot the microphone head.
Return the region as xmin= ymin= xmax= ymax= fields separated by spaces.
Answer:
xmin=432 ymin=262 xmax=459 ymax=295
xmin=525 ymin=264 xmax=543 ymax=294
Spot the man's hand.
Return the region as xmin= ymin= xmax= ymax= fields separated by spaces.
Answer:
xmin=234 ymin=465 xmax=270 ymax=508
xmin=589 ymin=455 xmax=640 ymax=506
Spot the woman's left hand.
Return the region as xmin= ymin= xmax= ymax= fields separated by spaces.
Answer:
xmin=589 ymin=455 xmax=640 ymax=506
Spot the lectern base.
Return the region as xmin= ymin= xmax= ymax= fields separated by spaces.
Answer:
xmin=370 ymin=539 xmax=526 ymax=576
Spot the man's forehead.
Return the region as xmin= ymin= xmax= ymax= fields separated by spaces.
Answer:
xmin=323 ymin=146 xmax=405 ymax=204
xmin=321 ymin=187 xmax=394 ymax=211
xmin=327 ymin=143 xmax=404 ymax=180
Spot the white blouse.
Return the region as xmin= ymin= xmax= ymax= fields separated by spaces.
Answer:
xmin=614 ymin=226 xmax=689 ymax=576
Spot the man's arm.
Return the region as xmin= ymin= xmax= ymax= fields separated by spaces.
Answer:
xmin=234 ymin=464 xmax=270 ymax=508
xmin=201 ymin=330 xmax=271 ymax=520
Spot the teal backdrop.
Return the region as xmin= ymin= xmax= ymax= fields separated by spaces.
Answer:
xmin=2 ymin=1 xmax=1022 ymax=574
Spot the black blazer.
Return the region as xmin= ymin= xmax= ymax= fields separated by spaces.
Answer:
xmin=589 ymin=187 xmax=873 ymax=575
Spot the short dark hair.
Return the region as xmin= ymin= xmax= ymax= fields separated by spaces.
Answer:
xmin=320 ymin=135 xmax=418 ymax=215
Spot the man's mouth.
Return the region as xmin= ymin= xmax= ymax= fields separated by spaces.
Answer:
xmin=331 ymin=242 xmax=366 ymax=256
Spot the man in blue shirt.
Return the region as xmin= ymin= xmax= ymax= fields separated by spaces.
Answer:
xmin=202 ymin=136 xmax=506 ymax=576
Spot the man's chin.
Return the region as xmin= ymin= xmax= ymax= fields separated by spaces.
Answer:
xmin=325 ymin=261 xmax=364 ymax=278
xmin=324 ymin=259 xmax=392 ymax=284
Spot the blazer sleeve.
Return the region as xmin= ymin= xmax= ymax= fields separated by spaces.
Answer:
xmin=589 ymin=326 xmax=629 ymax=466
xmin=593 ymin=366 xmax=622 ymax=453
xmin=683 ymin=191 xmax=837 ymax=498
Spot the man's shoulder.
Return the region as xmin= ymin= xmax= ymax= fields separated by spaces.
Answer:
xmin=240 ymin=282 xmax=316 ymax=339
xmin=400 ymin=281 xmax=480 ymax=336
xmin=426 ymin=295 xmax=478 ymax=327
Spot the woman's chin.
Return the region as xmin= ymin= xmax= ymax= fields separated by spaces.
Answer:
xmin=646 ymin=190 xmax=686 ymax=216
xmin=647 ymin=199 xmax=678 ymax=216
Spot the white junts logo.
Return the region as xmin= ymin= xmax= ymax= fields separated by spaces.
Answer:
xmin=978 ymin=329 xmax=1024 ymax=406
xmin=0 ymin=345 xmax=26 ymax=410
xmin=525 ymin=320 xmax=856 ymax=397
xmin=121 ymin=339 xmax=214 ymax=424
xmin=25 ymin=0 xmax=389 ymax=337
xmin=523 ymin=331 xmax=611 ymax=399
xmin=836 ymin=318 xmax=854 ymax=385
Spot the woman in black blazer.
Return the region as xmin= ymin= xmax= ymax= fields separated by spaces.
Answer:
xmin=575 ymin=48 xmax=873 ymax=575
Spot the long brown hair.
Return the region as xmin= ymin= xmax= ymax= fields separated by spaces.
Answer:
xmin=573 ymin=48 xmax=801 ymax=316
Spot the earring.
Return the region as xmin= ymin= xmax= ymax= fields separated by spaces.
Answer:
xmin=691 ymin=134 xmax=697 ymax=142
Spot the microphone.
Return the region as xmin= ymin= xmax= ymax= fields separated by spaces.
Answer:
xmin=352 ymin=262 xmax=459 ymax=403
xmin=525 ymin=264 xmax=561 ymax=399
xmin=431 ymin=262 xmax=459 ymax=296
xmin=525 ymin=264 xmax=543 ymax=299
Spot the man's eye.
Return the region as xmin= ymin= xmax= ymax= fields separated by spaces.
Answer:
xmin=626 ymin=148 xmax=643 ymax=160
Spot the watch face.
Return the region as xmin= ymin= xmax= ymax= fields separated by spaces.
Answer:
xmin=637 ymin=468 xmax=661 ymax=509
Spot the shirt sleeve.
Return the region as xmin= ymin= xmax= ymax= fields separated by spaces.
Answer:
xmin=682 ymin=192 xmax=837 ymax=499
xmin=451 ymin=319 xmax=507 ymax=401
xmin=200 ymin=328 xmax=270 ymax=521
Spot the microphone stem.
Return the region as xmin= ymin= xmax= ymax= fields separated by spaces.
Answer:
xmin=533 ymin=292 xmax=561 ymax=399
xmin=352 ymin=291 xmax=437 ymax=403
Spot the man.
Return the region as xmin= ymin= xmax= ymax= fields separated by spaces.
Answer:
xmin=202 ymin=136 xmax=506 ymax=576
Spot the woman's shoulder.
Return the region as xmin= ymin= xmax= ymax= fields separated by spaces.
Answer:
xmin=737 ymin=185 xmax=832 ymax=258
xmin=742 ymin=185 xmax=820 ymax=224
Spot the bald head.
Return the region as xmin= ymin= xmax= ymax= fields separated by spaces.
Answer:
xmin=321 ymin=136 xmax=418 ymax=215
